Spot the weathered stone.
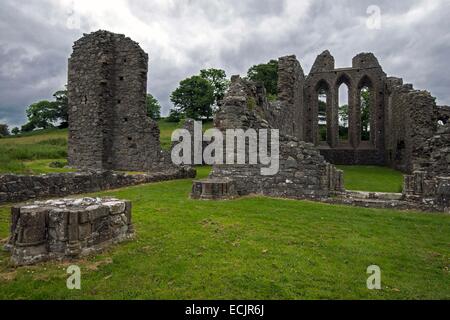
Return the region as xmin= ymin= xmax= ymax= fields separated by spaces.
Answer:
xmin=67 ymin=30 xmax=185 ymax=172
xmin=204 ymin=76 xmax=345 ymax=200
xmin=191 ymin=178 xmax=237 ymax=200
xmin=5 ymin=197 xmax=134 ymax=265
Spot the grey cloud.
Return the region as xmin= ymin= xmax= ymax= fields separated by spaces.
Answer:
xmin=1 ymin=0 xmax=449 ymax=126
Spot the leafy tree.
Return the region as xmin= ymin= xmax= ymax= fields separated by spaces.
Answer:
xmin=200 ymin=68 xmax=229 ymax=106
xmin=339 ymin=104 xmax=349 ymax=125
xmin=170 ymin=75 xmax=215 ymax=120
xmin=360 ymin=88 xmax=371 ymax=141
xmin=0 ymin=124 xmax=9 ymax=137
xmin=11 ymin=127 xmax=20 ymax=135
xmin=166 ymin=109 xmax=183 ymax=123
xmin=21 ymin=121 xmax=36 ymax=132
xmin=53 ymin=89 xmax=68 ymax=128
xmin=21 ymin=88 xmax=68 ymax=131
xmin=146 ymin=94 xmax=161 ymax=120
xmin=247 ymin=59 xmax=278 ymax=96
xmin=25 ymin=100 xmax=57 ymax=129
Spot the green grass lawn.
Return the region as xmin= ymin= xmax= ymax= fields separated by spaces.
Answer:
xmin=337 ymin=165 xmax=404 ymax=193
xmin=0 ymin=167 xmax=448 ymax=300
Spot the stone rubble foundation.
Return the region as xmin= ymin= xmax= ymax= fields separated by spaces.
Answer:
xmin=4 ymin=197 xmax=134 ymax=266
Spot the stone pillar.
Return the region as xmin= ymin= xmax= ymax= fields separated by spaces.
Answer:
xmin=348 ymin=86 xmax=358 ymax=148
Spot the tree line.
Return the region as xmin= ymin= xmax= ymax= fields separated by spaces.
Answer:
xmin=3 ymin=60 xmax=280 ymax=136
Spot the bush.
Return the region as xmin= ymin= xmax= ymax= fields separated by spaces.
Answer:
xmin=166 ymin=109 xmax=183 ymax=123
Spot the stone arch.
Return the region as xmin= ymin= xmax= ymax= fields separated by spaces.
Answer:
xmin=357 ymin=75 xmax=375 ymax=145
xmin=314 ymin=79 xmax=332 ymax=145
xmin=335 ymin=74 xmax=353 ymax=145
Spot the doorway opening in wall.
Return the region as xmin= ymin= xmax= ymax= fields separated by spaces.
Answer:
xmin=338 ymin=83 xmax=349 ymax=144
xmin=360 ymin=86 xmax=371 ymax=142
xmin=318 ymin=88 xmax=328 ymax=144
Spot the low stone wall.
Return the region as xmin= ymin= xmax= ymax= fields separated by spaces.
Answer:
xmin=0 ymin=167 xmax=196 ymax=204
xmin=403 ymin=172 xmax=450 ymax=212
xmin=5 ymin=197 xmax=133 ymax=265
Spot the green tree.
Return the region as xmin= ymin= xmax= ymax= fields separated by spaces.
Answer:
xmin=360 ymin=88 xmax=371 ymax=140
xmin=170 ymin=75 xmax=215 ymax=120
xmin=11 ymin=127 xmax=20 ymax=135
xmin=53 ymin=89 xmax=68 ymax=128
xmin=200 ymin=68 xmax=229 ymax=106
xmin=146 ymin=94 xmax=161 ymax=120
xmin=0 ymin=124 xmax=9 ymax=137
xmin=25 ymin=100 xmax=58 ymax=129
xmin=21 ymin=121 xmax=36 ymax=132
xmin=22 ymin=88 xmax=68 ymax=130
xmin=247 ymin=59 xmax=278 ymax=96
xmin=339 ymin=104 xmax=349 ymax=125
xmin=166 ymin=108 xmax=183 ymax=123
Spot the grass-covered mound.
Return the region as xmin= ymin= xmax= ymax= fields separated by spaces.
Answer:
xmin=0 ymin=167 xmax=448 ymax=299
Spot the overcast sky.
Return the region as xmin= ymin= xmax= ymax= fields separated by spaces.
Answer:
xmin=1 ymin=0 xmax=450 ymax=128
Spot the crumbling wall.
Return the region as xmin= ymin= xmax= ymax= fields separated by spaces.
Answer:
xmin=437 ymin=106 xmax=450 ymax=125
xmin=303 ymin=51 xmax=387 ymax=165
xmin=385 ymin=78 xmax=437 ymax=173
xmin=209 ymin=76 xmax=344 ymax=199
xmin=0 ymin=168 xmax=195 ymax=204
xmin=68 ymin=30 xmax=161 ymax=171
xmin=403 ymin=123 xmax=450 ymax=212
xmin=264 ymin=55 xmax=304 ymax=139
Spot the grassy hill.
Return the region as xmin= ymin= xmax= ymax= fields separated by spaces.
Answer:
xmin=0 ymin=120 xmax=213 ymax=175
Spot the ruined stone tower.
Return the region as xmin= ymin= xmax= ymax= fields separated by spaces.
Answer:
xmin=68 ymin=30 xmax=161 ymax=171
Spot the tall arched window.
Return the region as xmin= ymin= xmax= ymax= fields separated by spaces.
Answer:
xmin=318 ymin=88 xmax=328 ymax=143
xmin=360 ymin=86 xmax=371 ymax=141
xmin=358 ymin=76 xmax=373 ymax=143
xmin=338 ymin=83 xmax=349 ymax=143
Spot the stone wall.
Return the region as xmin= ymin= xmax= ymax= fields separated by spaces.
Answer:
xmin=5 ymin=197 xmax=134 ymax=265
xmin=0 ymin=168 xmax=195 ymax=204
xmin=208 ymin=76 xmax=344 ymax=200
xmin=68 ymin=30 xmax=162 ymax=171
xmin=303 ymin=51 xmax=387 ymax=165
xmin=437 ymin=106 xmax=450 ymax=125
xmin=385 ymin=79 xmax=438 ymax=173
xmin=403 ymin=123 xmax=450 ymax=212
xmin=266 ymin=55 xmax=304 ymax=139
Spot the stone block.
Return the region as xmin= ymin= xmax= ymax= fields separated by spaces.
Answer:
xmin=5 ymin=197 xmax=134 ymax=265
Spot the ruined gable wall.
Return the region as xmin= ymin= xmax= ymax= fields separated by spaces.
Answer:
xmin=263 ymin=55 xmax=304 ymax=139
xmin=386 ymin=78 xmax=437 ymax=173
xmin=210 ymin=76 xmax=344 ymax=199
xmin=303 ymin=51 xmax=387 ymax=165
xmin=68 ymin=31 xmax=161 ymax=171
xmin=403 ymin=123 xmax=450 ymax=212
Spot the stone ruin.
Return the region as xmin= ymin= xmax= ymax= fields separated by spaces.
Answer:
xmin=68 ymin=30 xmax=172 ymax=171
xmin=192 ymin=75 xmax=344 ymax=200
xmin=191 ymin=52 xmax=450 ymax=212
xmin=4 ymin=197 xmax=133 ymax=266
xmin=404 ymin=122 xmax=450 ymax=211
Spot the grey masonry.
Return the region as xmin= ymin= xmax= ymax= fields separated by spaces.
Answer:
xmin=68 ymin=30 xmax=164 ymax=171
